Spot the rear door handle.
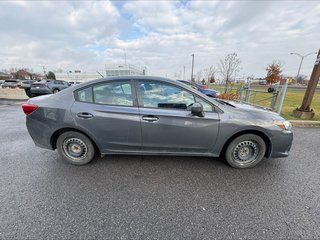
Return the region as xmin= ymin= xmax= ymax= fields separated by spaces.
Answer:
xmin=142 ymin=115 xmax=159 ymax=122
xmin=77 ymin=112 xmax=93 ymax=119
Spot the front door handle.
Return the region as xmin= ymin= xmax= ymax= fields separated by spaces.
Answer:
xmin=77 ymin=112 xmax=93 ymax=119
xmin=142 ymin=115 xmax=159 ymax=122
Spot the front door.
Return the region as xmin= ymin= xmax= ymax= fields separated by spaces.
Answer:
xmin=137 ymin=80 xmax=220 ymax=154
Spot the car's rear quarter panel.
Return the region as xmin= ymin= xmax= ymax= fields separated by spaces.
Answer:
xmin=26 ymin=91 xmax=77 ymax=149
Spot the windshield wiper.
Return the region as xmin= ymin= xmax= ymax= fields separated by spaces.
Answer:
xmin=215 ymin=99 xmax=236 ymax=108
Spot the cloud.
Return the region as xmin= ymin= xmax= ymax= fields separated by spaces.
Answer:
xmin=0 ymin=0 xmax=319 ymax=79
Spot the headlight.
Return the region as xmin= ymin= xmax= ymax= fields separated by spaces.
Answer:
xmin=273 ymin=120 xmax=292 ymax=130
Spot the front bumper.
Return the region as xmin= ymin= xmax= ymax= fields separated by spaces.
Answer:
xmin=269 ymin=130 xmax=293 ymax=158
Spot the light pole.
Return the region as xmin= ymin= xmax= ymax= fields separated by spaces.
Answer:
xmin=290 ymin=52 xmax=317 ymax=83
xmin=190 ymin=54 xmax=194 ymax=82
xmin=183 ymin=66 xmax=185 ymax=80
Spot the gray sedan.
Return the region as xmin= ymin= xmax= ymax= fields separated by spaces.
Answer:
xmin=22 ymin=76 xmax=293 ymax=168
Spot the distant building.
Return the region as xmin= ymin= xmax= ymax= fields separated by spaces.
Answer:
xmin=0 ymin=71 xmax=13 ymax=80
xmin=105 ymin=64 xmax=147 ymax=77
xmin=54 ymin=71 xmax=101 ymax=82
xmin=54 ymin=64 xmax=147 ymax=82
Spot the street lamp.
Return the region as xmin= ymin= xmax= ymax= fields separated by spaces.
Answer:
xmin=290 ymin=52 xmax=317 ymax=82
xmin=190 ymin=54 xmax=194 ymax=82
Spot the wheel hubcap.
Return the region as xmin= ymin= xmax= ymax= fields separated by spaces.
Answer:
xmin=62 ymin=137 xmax=88 ymax=161
xmin=233 ymin=140 xmax=259 ymax=164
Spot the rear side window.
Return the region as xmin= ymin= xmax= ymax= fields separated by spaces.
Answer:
xmin=76 ymin=81 xmax=133 ymax=106
xmin=77 ymin=87 xmax=93 ymax=103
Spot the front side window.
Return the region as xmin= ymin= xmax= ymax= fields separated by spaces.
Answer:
xmin=76 ymin=81 xmax=133 ymax=106
xmin=93 ymin=81 xmax=133 ymax=106
xmin=139 ymin=81 xmax=195 ymax=110
xmin=195 ymin=97 xmax=213 ymax=112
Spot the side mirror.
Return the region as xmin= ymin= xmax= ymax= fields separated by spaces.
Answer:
xmin=191 ymin=102 xmax=204 ymax=117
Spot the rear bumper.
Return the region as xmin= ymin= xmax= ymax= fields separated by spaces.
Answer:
xmin=269 ymin=130 xmax=293 ymax=158
xmin=26 ymin=114 xmax=54 ymax=150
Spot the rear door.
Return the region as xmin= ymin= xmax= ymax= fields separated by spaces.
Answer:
xmin=136 ymin=80 xmax=220 ymax=154
xmin=71 ymin=80 xmax=141 ymax=153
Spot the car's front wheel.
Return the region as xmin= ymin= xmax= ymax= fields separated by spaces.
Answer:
xmin=225 ymin=134 xmax=266 ymax=168
xmin=53 ymin=89 xmax=60 ymax=94
xmin=56 ymin=131 xmax=96 ymax=165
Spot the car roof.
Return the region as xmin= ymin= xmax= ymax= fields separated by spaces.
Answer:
xmin=74 ymin=75 xmax=177 ymax=88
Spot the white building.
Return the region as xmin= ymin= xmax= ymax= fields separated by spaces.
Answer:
xmin=54 ymin=71 xmax=101 ymax=82
xmin=54 ymin=64 xmax=147 ymax=83
xmin=105 ymin=64 xmax=147 ymax=77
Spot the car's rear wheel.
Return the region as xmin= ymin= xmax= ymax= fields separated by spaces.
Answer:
xmin=56 ymin=131 xmax=95 ymax=165
xmin=53 ymin=89 xmax=60 ymax=94
xmin=25 ymin=89 xmax=35 ymax=98
xmin=225 ymin=134 xmax=266 ymax=168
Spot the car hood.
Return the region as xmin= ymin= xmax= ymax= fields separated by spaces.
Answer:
xmin=217 ymin=100 xmax=285 ymax=121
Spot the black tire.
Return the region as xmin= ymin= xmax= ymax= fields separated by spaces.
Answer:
xmin=56 ymin=131 xmax=95 ymax=165
xmin=267 ymin=87 xmax=274 ymax=93
xmin=53 ymin=88 xmax=60 ymax=94
xmin=225 ymin=134 xmax=266 ymax=169
xmin=25 ymin=89 xmax=35 ymax=98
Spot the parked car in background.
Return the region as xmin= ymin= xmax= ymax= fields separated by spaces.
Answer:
xmin=178 ymin=80 xmax=220 ymax=98
xmin=19 ymin=80 xmax=36 ymax=97
xmin=259 ymin=80 xmax=267 ymax=85
xmin=69 ymin=81 xmax=82 ymax=85
xmin=30 ymin=80 xmax=71 ymax=96
xmin=1 ymin=79 xmax=21 ymax=88
xmin=23 ymin=76 xmax=293 ymax=169
xmin=0 ymin=80 xmax=5 ymax=87
xmin=20 ymin=80 xmax=35 ymax=89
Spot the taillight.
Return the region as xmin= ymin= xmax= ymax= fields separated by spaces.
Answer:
xmin=22 ymin=103 xmax=38 ymax=116
xmin=202 ymin=85 xmax=207 ymax=90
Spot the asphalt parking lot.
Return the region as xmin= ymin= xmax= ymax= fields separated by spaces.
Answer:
xmin=1 ymin=101 xmax=320 ymax=239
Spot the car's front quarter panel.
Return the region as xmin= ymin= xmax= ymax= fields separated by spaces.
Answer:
xmin=214 ymin=105 xmax=293 ymax=158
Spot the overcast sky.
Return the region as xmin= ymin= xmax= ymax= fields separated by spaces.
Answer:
xmin=0 ymin=0 xmax=319 ymax=79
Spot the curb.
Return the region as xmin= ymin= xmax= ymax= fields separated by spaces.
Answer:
xmin=290 ymin=120 xmax=320 ymax=128
xmin=0 ymin=99 xmax=25 ymax=108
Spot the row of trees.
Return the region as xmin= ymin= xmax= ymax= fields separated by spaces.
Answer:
xmin=193 ymin=53 xmax=307 ymax=89
xmin=193 ymin=53 xmax=242 ymax=86
xmin=1 ymin=68 xmax=56 ymax=80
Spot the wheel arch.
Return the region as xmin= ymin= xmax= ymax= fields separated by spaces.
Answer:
xmin=50 ymin=127 xmax=101 ymax=155
xmin=219 ymin=129 xmax=272 ymax=158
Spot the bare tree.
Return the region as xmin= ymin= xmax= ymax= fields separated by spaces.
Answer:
xmin=202 ymin=66 xmax=217 ymax=87
xmin=296 ymin=74 xmax=307 ymax=84
xmin=196 ymin=70 xmax=203 ymax=83
xmin=218 ymin=53 xmax=241 ymax=92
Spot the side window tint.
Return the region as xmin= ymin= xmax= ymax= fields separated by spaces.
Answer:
xmin=77 ymin=87 xmax=93 ymax=103
xmin=139 ymin=81 xmax=195 ymax=109
xmin=93 ymin=81 xmax=133 ymax=106
xmin=195 ymin=97 xmax=213 ymax=112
